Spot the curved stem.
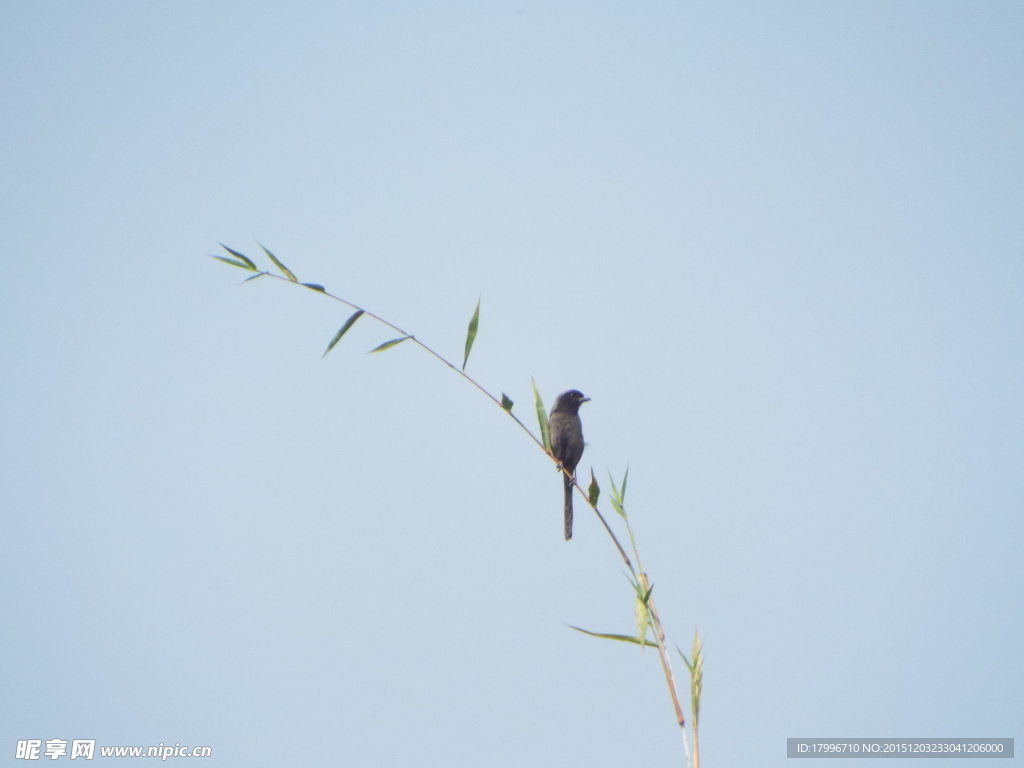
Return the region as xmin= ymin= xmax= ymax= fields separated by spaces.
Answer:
xmin=263 ymin=272 xmax=636 ymax=567
xmin=246 ymin=267 xmax=685 ymax=751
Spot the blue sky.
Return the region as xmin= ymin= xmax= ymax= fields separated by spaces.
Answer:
xmin=1 ymin=3 xmax=1021 ymax=766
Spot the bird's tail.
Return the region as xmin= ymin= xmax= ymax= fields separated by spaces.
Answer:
xmin=563 ymin=472 xmax=573 ymax=541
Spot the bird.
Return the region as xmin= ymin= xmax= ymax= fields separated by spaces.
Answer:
xmin=548 ymin=389 xmax=590 ymax=540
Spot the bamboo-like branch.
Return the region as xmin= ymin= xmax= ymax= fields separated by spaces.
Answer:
xmin=627 ymin=516 xmax=691 ymax=763
xmin=218 ymin=256 xmax=693 ymax=763
xmin=251 ymin=269 xmax=638 ymax=569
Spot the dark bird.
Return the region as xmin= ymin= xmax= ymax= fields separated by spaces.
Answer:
xmin=548 ymin=389 xmax=590 ymax=540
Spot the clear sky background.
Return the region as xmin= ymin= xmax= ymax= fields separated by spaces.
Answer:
xmin=1 ymin=3 xmax=1021 ymax=766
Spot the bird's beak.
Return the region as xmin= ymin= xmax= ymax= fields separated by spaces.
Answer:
xmin=580 ymin=396 xmax=591 ymax=403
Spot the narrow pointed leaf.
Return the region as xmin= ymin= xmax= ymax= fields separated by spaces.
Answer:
xmin=610 ymin=496 xmax=625 ymax=519
xmin=369 ymin=335 xmax=411 ymax=354
xmin=500 ymin=393 xmax=514 ymax=412
xmin=219 ymin=244 xmax=257 ymax=270
xmin=211 ymin=255 xmax=252 ymax=270
xmin=608 ymin=471 xmax=626 ymax=517
xmin=241 ymin=272 xmax=267 ymax=284
xmin=620 ymin=465 xmax=629 ymax=502
xmin=259 ymin=243 xmax=296 ymax=281
xmin=531 ymin=378 xmax=550 ymax=453
xmin=588 ymin=470 xmax=600 ymax=507
xmin=462 ymin=296 xmax=480 ymax=371
xmin=567 ymin=625 xmax=653 ymax=646
xmin=303 ymin=283 xmax=326 ymax=292
xmin=323 ymin=310 xmax=365 ymax=358
xmin=688 ymin=628 xmax=704 ymax=725
xmin=608 ymin=472 xmax=621 ymax=503
xmin=642 ymin=581 xmax=655 ymax=605
xmin=676 ymin=644 xmax=695 ymax=672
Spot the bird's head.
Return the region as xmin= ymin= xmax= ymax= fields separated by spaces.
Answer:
xmin=553 ymin=389 xmax=591 ymax=414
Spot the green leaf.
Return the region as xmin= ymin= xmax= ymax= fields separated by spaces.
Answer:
xmin=531 ymin=377 xmax=550 ymax=453
xmin=303 ymin=283 xmax=326 ymax=292
xmin=258 ymin=243 xmax=296 ymax=281
xmin=626 ymin=573 xmax=653 ymax=605
xmin=588 ymin=470 xmax=600 ymax=507
xmin=500 ymin=393 xmax=514 ymax=412
xmin=608 ymin=471 xmax=627 ymax=518
xmin=369 ymin=335 xmax=411 ymax=354
xmin=218 ymin=244 xmax=257 ymax=270
xmin=680 ymin=629 xmax=704 ymax=725
xmin=567 ymin=625 xmax=653 ymax=646
xmin=677 ymin=645 xmax=694 ymax=671
xmin=241 ymin=272 xmax=267 ymax=284
xmin=620 ymin=465 xmax=629 ymax=502
xmin=323 ymin=310 xmax=365 ymax=358
xmin=462 ymin=296 xmax=480 ymax=371
xmin=675 ymin=632 xmax=705 ymax=675
xmin=610 ymin=495 xmax=625 ymax=519
xmin=211 ymin=255 xmax=252 ymax=270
